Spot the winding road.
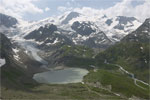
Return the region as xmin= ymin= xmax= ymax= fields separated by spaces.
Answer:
xmin=113 ymin=64 xmax=150 ymax=89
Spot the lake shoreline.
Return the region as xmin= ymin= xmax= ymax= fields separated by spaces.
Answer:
xmin=33 ymin=67 xmax=89 ymax=84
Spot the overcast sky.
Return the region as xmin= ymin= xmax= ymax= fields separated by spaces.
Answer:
xmin=0 ymin=0 xmax=149 ymax=21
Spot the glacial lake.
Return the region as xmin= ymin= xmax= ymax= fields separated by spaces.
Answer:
xmin=33 ymin=68 xmax=89 ymax=84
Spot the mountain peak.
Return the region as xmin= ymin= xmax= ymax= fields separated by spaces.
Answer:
xmin=71 ymin=21 xmax=96 ymax=36
xmin=61 ymin=12 xmax=80 ymax=24
xmin=0 ymin=13 xmax=18 ymax=28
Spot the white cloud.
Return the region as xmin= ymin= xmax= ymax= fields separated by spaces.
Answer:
xmin=45 ymin=7 xmax=50 ymax=12
xmin=0 ymin=0 xmax=43 ymax=19
xmin=66 ymin=2 xmax=71 ymax=6
xmin=57 ymin=6 xmax=67 ymax=12
xmin=102 ymin=0 xmax=150 ymax=21
xmin=71 ymin=0 xmax=150 ymax=21
xmin=74 ymin=7 xmax=103 ymax=17
xmin=0 ymin=0 xmax=149 ymax=21
xmin=57 ymin=6 xmax=73 ymax=12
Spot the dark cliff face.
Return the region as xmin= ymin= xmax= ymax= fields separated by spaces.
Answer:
xmin=25 ymin=24 xmax=57 ymax=41
xmin=113 ymin=16 xmax=138 ymax=30
xmin=71 ymin=21 xmax=96 ymax=36
xmin=0 ymin=33 xmax=13 ymax=60
xmin=0 ymin=13 xmax=18 ymax=28
xmin=116 ymin=16 xmax=137 ymax=25
xmin=24 ymin=24 xmax=73 ymax=50
xmin=105 ymin=19 xmax=113 ymax=26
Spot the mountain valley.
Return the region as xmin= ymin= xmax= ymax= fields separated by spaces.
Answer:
xmin=0 ymin=11 xmax=149 ymax=100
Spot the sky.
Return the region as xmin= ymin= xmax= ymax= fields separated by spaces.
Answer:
xmin=0 ymin=0 xmax=150 ymax=21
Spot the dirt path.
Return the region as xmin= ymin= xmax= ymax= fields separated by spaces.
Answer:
xmin=84 ymin=84 xmax=102 ymax=97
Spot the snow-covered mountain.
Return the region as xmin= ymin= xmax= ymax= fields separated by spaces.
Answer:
xmin=24 ymin=21 xmax=112 ymax=49
xmin=0 ymin=12 xmax=142 ymax=49
xmin=0 ymin=13 xmax=19 ymax=37
xmin=59 ymin=12 xmax=141 ymax=41
xmin=18 ymin=11 xmax=141 ymax=42
xmin=122 ymin=18 xmax=150 ymax=42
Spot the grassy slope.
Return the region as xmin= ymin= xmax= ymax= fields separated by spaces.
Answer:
xmin=84 ymin=64 xmax=150 ymax=99
xmin=61 ymin=45 xmax=94 ymax=58
xmin=1 ymin=83 xmax=124 ymax=100
xmin=95 ymin=42 xmax=150 ymax=83
xmin=47 ymin=45 xmax=96 ymax=69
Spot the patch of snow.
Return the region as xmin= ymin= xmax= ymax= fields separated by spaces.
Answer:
xmin=45 ymin=37 xmax=49 ymax=40
xmin=134 ymin=34 xmax=137 ymax=37
xmin=12 ymin=48 xmax=22 ymax=62
xmin=82 ymin=36 xmax=89 ymax=40
xmin=53 ymin=38 xmax=59 ymax=44
xmin=24 ymin=50 xmax=28 ymax=54
xmin=73 ymin=39 xmax=77 ymax=45
xmin=95 ymin=39 xmax=106 ymax=44
xmin=46 ymin=38 xmax=59 ymax=46
xmin=140 ymin=47 xmax=143 ymax=50
xmin=77 ymin=34 xmax=82 ymax=38
xmin=36 ymin=41 xmax=44 ymax=45
xmin=142 ymin=30 xmax=148 ymax=33
xmin=39 ymin=31 xmax=42 ymax=34
xmin=81 ymin=82 xmax=84 ymax=84
xmin=0 ymin=58 xmax=6 ymax=67
xmin=13 ymin=54 xmax=20 ymax=61
xmin=144 ymin=59 xmax=147 ymax=64
xmin=12 ymin=48 xmax=19 ymax=54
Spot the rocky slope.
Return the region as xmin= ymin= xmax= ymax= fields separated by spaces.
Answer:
xmin=0 ymin=13 xmax=18 ymax=28
xmin=0 ymin=13 xmax=19 ymax=37
xmin=0 ymin=33 xmax=38 ymax=90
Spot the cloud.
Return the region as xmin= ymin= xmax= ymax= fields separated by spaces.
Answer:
xmin=72 ymin=0 xmax=150 ymax=21
xmin=74 ymin=7 xmax=103 ymax=17
xmin=57 ymin=6 xmax=73 ymax=12
xmin=66 ymin=2 xmax=71 ymax=6
xmin=133 ymin=0 xmax=150 ymax=21
xmin=1 ymin=0 xmax=149 ymax=21
xmin=45 ymin=7 xmax=50 ymax=12
xmin=0 ymin=0 xmax=43 ymax=19
xmin=102 ymin=0 xmax=150 ymax=21
xmin=57 ymin=6 xmax=67 ymax=12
